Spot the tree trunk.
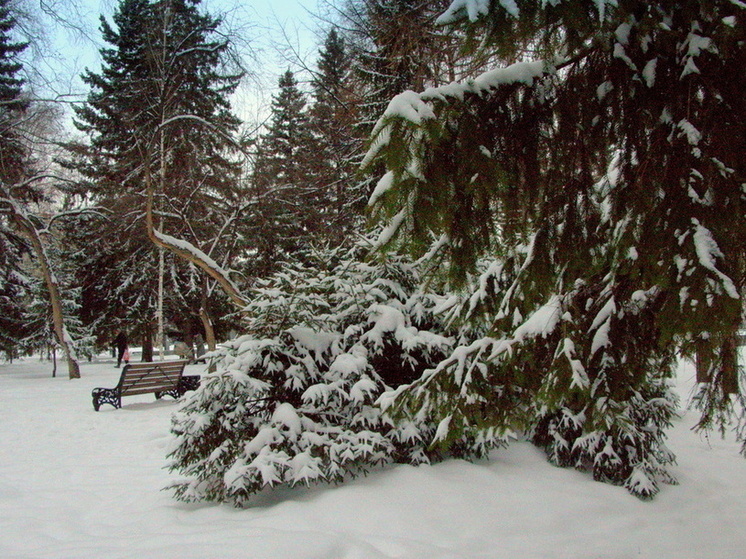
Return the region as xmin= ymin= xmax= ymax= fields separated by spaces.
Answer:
xmin=721 ymin=334 xmax=739 ymax=395
xmin=696 ymin=335 xmax=740 ymax=394
xmin=142 ymin=322 xmax=154 ymax=361
xmin=10 ymin=207 xmax=80 ymax=379
xmin=199 ymin=282 xmax=217 ymax=372
xmin=199 ymin=300 xmax=216 ymax=352
xmin=199 ymin=305 xmax=217 ymax=373
xmin=157 ymin=245 xmax=165 ymax=360
xmin=695 ymin=340 xmax=711 ymax=384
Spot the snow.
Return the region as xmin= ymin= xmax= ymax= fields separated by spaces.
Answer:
xmin=470 ymin=60 xmax=547 ymax=91
xmin=2 ymin=355 xmax=746 ymax=558
xmin=369 ymin=171 xmax=395 ymax=206
xmin=497 ymin=0 xmax=520 ymax=18
xmin=512 ymin=295 xmax=562 ymax=340
xmin=642 ymin=58 xmax=657 ymax=87
xmin=562 ymin=338 xmax=590 ymax=390
xmin=679 ymin=30 xmax=713 ymax=79
xmin=594 ymin=0 xmax=618 ymax=21
xmin=613 ymin=42 xmax=637 ymax=71
xmin=614 ymin=22 xmax=632 ymax=45
xmin=377 ymin=60 xmax=548 ymax=111
xmin=677 ymin=119 xmax=702 ymax=146
xmin=590 ymin=297 xmax=616 ymax=356
xmin=722 ymin=16 xmax=737 ymax=27
xmin=272 ymin=403 xmax=303 ymax=435
xmin=288 ymin=326 xmax=339 ymax=361
xmin=374 ymin=209 xmax=406 ymax=248
xmin=436 ymin=0 xmax=491 ymax=24
xmin=384 ymin=90 xmax=436 ymax=124
xmin=596 ymin=80 xmax=613 ymax=100
xmin=691 ymin=218 xmax=740 ymax=299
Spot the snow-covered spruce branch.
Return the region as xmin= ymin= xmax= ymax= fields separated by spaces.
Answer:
xmin=150 ymin=228 xmax=247 ymax=308
xmin=44 ymin=207 xmax=112 ymax=231
xmin=167 ymin=244 xmax=454 ymax=505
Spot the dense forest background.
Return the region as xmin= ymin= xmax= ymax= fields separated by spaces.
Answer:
xmin=1 ymin=0 xmax=473 ymax=368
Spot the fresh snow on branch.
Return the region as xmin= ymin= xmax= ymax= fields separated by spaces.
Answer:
xmin=363 ymin=60 xmax=548 ymax=174
xmin=691 ymin=219 xmax=739 ymax=299
xmin=436 ymin=0 xmax=492 ymax=24
xmin=422 ymin=60 xmax=547 ymax=102
xmin=153 ymin=229 xmax=244 ymax=299
xmin=436 ymin=0 xmax=621 ymax=25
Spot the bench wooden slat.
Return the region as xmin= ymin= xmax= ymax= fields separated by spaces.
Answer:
xmin=121 ymin=376 xmax=181 ymax=387
xmin=121 ymin=386 xmax=175 ymax=396
xmin=121 ymin=381 xmax=180 ymax=395
xmin=122 ymin=367 xmax=184 ymax=375
xmin=121 ymin=371 xmax=182 ymax=382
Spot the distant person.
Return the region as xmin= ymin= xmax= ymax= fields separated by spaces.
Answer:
xmin=113 ymin=330 xmax=128 ymax=367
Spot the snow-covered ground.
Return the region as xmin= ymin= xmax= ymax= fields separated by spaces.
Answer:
xmin=0 ymin=355 xmax=744 ymax=559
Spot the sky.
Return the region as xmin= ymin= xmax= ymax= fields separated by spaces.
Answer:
xmin=21 ymin=0 xmax=325 ymax=128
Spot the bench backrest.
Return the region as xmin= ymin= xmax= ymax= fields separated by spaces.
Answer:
xmin=118 ymin=360 xmax=188 ymax=397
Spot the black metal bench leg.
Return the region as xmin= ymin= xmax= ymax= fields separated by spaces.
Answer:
xmin=92 ymin=387 xmax=121 ymax=411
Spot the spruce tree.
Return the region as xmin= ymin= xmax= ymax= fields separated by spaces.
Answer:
xmin=20 ymin=261 xmax=95 ymax=371
xmin=0 ymin=243 xmax=29 ymax=360
xmin=0 ymin=0 xmax=29 ymax=187
xmin=251 ymin=70 xmax=318 ymax=274
xmin=0 ymin=1 xmax=86 ymax=378
xmin=65 ymin=0 xmax=245 ymax=349
xmin=308 ymin=27 xmax=363 ymax=240
xmin=336 ymin=0 xmax=470 ymax=205
xmin=364 ymin=0 xmax=746 ymax=498
xmin=168 ymin=240 xmax=455 ymax=505
xmin=0 ymin=0 xmax=33 ymax=360
xmin=350 ymin=0 xmax=456 ymax=129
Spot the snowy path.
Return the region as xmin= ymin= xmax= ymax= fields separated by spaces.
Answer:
xmin=0 ymin=357 xmax=745 ymax=558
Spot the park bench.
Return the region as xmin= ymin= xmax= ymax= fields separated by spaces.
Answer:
xmin=92 ymin=359 xmax=199 ymax=411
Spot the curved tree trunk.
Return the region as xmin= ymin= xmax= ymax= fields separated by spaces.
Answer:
xmin=10 ymin=206 xmax=80 ymax=379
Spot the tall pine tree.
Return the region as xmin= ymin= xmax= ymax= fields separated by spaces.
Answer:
xmin=334 ymin=0 xmax=472 ymax=204
xmin=65 ymin=0 xmax=245 ymax=353
xmin=308 ymin=27 xmax=364 ymax=241
xmin=251 ymin=69 xmax=319 ymax=274
xmin=0 ymin=0 xmax=35 ymax=361
xmin=364 ymin=0 xmax=746 ymax=498
xmin=346 ymin=0 xmax=457 ymax=129
xmin=0 ymin=0 xmax=29 ymax=186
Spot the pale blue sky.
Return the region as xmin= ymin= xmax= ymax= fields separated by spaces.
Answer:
xmin=27 ymin=0 xmax=324 ymax=126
